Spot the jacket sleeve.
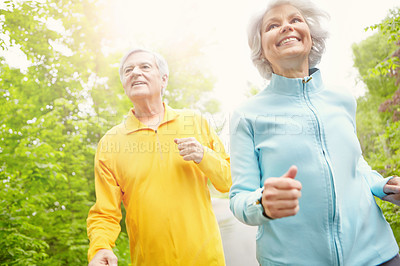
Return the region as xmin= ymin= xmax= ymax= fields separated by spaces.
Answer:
xmin=87 ymin=137 xmax=123 ymax=262
xmin=228 ymin=110 xmax=272 ymax=226
xmin=196 ymin=114 xmax=232 ymax=193
xmin=357 ymin=156 xmax=394 ymax=198
xmin=349 ymin=97 xmax=394 ymax=199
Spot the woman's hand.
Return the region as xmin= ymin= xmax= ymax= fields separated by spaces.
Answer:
xmin=383 ymin=176 xmax=400 ymax=206
xmin=261 ymin=165 xmax=302 ymax=219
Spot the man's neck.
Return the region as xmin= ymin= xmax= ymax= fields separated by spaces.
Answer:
xmin=133 ymin=102 xmax=165 ymax=130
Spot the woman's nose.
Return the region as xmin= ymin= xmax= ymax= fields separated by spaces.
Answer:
xmin=280 ymin=23 xmax=294 ymax=33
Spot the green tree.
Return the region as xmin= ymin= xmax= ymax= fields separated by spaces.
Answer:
xmin=352 ymin=7 xmax=400 ymax=246
xmin=1 ymin=0 xmax=221 ymax=264
xmin=0 ymin=0 xmax=132 ymax=264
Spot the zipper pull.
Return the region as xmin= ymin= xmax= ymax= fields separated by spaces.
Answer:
xmin=302 ymin=76 xmax=313 ymax=84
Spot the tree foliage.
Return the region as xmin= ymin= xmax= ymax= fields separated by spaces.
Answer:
xmin=0 ymin=0 xmax=112 ymax=264
xmin=0 ymin=0 xmax=220 ymax=264
xmin=353 ymin=7 xmax=400 ymax=246
xmin=366 ymin=8 xmax=400 ymax=79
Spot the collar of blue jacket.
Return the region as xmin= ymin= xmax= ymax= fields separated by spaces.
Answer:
xmin=267 ymin=68 xmax=322 ymax=96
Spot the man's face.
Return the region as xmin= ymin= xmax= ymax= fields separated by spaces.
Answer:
xmin=121 ymin=52 xmax=167 ymax=102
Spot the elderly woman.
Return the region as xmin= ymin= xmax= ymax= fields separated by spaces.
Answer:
xmin=229 ymin=0 xmax=400 ymax=265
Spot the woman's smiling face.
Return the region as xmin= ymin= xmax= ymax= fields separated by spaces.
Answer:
xmin=261 ymin=4 xmax=312 ymax=72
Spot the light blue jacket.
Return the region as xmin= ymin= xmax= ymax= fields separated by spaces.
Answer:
xmin=229 ymin=69 xmax=398 ymax=266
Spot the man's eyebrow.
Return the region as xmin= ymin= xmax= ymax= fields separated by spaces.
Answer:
xmin=123 ymin=61 xmax=151 ymax=69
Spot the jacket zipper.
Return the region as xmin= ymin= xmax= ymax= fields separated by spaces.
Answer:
xmin=302 ymin=77 xmax=341 ymax=265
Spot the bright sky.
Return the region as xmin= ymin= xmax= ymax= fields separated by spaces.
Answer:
xmin=107 ymin=0 xmax=399 ymax=114
xmin=1 ymin=0 xmax=398 ymax=149
xmin=2 ymin=0 xmax=399 ymax=114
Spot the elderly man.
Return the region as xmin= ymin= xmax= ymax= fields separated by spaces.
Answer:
xmin=87 ymin=49 xmax=231 ymax=265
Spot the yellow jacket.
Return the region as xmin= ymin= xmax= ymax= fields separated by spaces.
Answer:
xmin=87 ymin=104 xmax=231 ymax=265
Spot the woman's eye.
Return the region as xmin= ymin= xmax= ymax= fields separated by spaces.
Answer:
xmin=292 ymin=18 xmax=302 ymax=23
xmin=266 ymin=24 xmax=278 ymax=31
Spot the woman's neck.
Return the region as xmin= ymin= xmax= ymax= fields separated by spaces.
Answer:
xmin=272 ymin=58 xmax=309 ymax=78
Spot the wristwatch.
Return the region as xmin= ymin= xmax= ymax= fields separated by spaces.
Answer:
xmin=258 ymin=191 xmax=274 ymax=220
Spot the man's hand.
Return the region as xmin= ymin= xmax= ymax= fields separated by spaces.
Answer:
xmin=88 ymin=249 xmax=118 ymax=266
xmin=174 ymin=137 xmax=204 ymax=164
xmin=383 ymin=176 xmax=400 ymax=206
xmin=261 ymin=166 xmax=302 ymax=219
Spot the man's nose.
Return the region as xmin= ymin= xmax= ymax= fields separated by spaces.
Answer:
xmin=131 ymin=66 xmax=142 ymax=76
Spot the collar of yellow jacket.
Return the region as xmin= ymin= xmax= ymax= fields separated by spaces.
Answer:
xmin=121 ymin=102 xmax=180 ymax=134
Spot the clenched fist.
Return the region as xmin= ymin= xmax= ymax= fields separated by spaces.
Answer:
xmin=174 ymin=137 xmax=204 ymax=164
xmin=261 ymin=166 xmax=302 ymax=219
xmin=88 ymin=249 xmax=118 ymax=266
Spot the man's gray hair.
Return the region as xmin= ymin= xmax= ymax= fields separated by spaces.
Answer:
xmin=119 ymin=48 xmax=169 ymax=95
xmin=248 ymin=0 xmax=330 ymax=79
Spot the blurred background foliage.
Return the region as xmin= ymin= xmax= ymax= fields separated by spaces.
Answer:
xmin=352 ymin=7 xmax=400 ymax=246
xmin=0 ymin=0 xmax=399 ymax=265
xmin=0 ymin=0 xmax=219 ymax=264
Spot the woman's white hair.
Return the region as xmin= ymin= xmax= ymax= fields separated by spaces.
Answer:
xmin=119 ymin=48 xmax=169 ymax=95
xmin=248 ymin=0 xmax=330 ymax=79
